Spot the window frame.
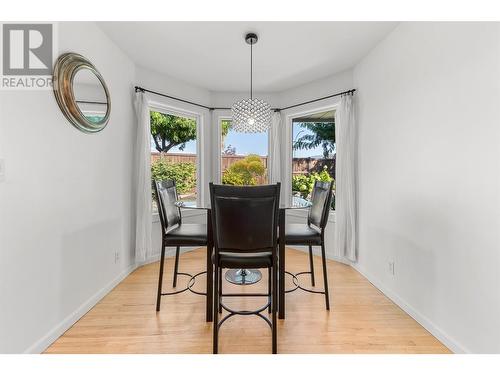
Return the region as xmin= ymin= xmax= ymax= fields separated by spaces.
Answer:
xmin=283 ymin=102 xmax=339 ymax=210
xmin=149 ymin=99 xmax=204 ymax=209
xmin=215 ymin=110 xmax=271 ymax=185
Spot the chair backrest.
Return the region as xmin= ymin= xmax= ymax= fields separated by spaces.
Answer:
xmin=153 ymin=179 xmax=182 ymax=234
xmin=307 ymin=180 xmax=334 ymax=230
xmin=209 ymin=183 xmax=281 ymax=255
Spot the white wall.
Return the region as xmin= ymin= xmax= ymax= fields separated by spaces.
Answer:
xmin=210 ymin=91 xmax=278 ymax=109
xmin=0 ymin=22 xmax=136 ymax=353
xmin=353 ymin=22 xmax=500 ymax=353
xmin=276 ymin=69 xmax=353 ymax=108
xmin=136 ymin=65 xmax=211 ymax=106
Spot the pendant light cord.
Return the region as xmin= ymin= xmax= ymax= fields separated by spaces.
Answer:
xmin=250 ymin=41 xmax=253 ymax=100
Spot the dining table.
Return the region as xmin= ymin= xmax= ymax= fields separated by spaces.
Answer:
xmin=176 ymin=200 xmax=311 ymax=321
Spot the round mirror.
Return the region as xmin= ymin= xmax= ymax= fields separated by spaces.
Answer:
xmin=53 ymin=53 xmax=111 ymax=133
xmin=73 ymin=68 xmax=108 ymax=125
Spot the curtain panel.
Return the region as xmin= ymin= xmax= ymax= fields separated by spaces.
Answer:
xmin=269 ymin=111 xmax=282 ymax=186
xmin=334 ymin=94 xmax=357 ymax=262
xmin=134 ymin=92 xmax=153 ymax=263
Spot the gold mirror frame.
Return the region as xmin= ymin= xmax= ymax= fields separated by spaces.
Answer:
xmin=53 ymin=53 xmax=111 ymax=133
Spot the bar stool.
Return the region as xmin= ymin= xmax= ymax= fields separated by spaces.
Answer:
xmin=210 ymin=183 xmax=281 ymax=354
xmin=284 ymin=180 xmax=334 ymax=310
xmin=153 ymin=179 xmax=209 ymax=311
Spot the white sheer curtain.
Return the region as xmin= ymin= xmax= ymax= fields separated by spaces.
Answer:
xmin=134 ymin=92 xmax=152 ymax=263
xmin=269 ymin=111 xmax=282 ymax=184
xmin=334 ymin=94 xmax=357 ymax=262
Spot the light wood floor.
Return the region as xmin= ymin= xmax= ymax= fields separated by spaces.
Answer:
xmin=45 ymin=248 xmax=450 ymax=354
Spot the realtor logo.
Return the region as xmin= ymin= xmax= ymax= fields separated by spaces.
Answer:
xmin=1 ymin=23 xmax=56 ymax=89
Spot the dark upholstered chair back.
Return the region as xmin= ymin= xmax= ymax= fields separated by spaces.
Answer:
xmin=209 ymin=183 xmax=281 ymax=254
xmin=307 ymin=180 xmax=334 ymax=230
xmin=154 ymin=180 xmax=182 ymax=234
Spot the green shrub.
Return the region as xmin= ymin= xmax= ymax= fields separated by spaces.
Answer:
xmin=151 ymin=158 xmax=196 ymax=195
xmin=221 ymin=169 xmax=246 ymax=186
xmin=222 ymin=155 xmax=266 ymax=186
xmin=291 ymin=174 xmax=313 ymax=198
xmin=292 ymin=166 xmax=334 ymax=200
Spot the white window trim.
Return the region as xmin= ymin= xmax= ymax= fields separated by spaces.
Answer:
xmin=282 ymin=101 xmax=339 ymax=209
xmin=214 ymin=110 xmax=231 ymax=184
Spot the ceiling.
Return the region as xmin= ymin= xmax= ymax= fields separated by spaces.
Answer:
xmin=98 ymin=22 xmax=397 ymax=92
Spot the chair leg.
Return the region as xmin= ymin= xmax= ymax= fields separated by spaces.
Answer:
xmin=213 ymin=263 xmax=219 ymax=354
xmin=156 ymin=242 xmax=166 ymax=312
xmin=218 ymin=267 xmax=222 ymax=314
xmin=308 ymin=245 xmax=315 ymax=287
xmin=173 ymin=246 xmax=180 ymax=288
xmin=272 ymin=263 xmax=278 ymax=354
xmin=268 ymin=267 xmax=272 ymax=313
xmin=320 ymin=243 xmax=330 ymax=310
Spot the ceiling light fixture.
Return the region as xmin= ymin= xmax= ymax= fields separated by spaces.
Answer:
xmin=231 ymin=33 xmax=271 ymax=133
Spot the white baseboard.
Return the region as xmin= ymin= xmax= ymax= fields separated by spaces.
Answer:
xmin=351 ymin=263 xmax=468 ymax=354
xmin=24 ymin=263 xmax=137 ymax=354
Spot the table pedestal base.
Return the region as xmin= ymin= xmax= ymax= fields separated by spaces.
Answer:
xmin=225 ymin=269 xmax=262 ymax=285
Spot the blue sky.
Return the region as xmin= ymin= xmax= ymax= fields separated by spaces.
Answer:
xmin=222 ymin=130 xmax=268 ymax=156
xmin=151 ymin=122 xmax=330 ymax=157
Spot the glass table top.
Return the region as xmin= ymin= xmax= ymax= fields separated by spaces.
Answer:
xmin=175 ymin=196 xmax=311 ymax=210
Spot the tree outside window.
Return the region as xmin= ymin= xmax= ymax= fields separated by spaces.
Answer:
xmin=150 ymin=111 xmax=198 ymax=207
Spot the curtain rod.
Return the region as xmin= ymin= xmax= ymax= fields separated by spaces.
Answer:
xmin=134 ymin=86 xmax=355 ymax=112
xmin=279 ymin=89 xmax=356 ymax=111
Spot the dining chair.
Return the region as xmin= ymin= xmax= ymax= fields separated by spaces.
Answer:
xmin=209 ymin=183 xmax=281 ymax=354
xmin=284 ymin=180 xmax=334 ymax=310
xmin=153 ymin=179 xmax=209 ymax=311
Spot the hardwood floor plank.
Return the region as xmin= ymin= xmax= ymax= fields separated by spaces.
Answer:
xmin=45 ymin=248 xmax=451 ymax=354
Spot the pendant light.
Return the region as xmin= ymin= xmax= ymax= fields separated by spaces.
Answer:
xmin=231 ymin=33 xmax=271 ymax=133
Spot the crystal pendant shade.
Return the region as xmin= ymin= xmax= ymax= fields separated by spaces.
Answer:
xmin=231 ymin=98 xmax=271 ymax=133
xmin=231 ymin=32 xmax=271 ymax=133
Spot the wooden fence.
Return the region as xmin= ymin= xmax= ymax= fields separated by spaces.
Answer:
xmin=151 ymin=152 xmax=335 ymax=177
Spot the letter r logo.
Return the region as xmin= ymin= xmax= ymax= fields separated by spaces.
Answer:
xmin=2 ymin=24 xmax=53 ymax=75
